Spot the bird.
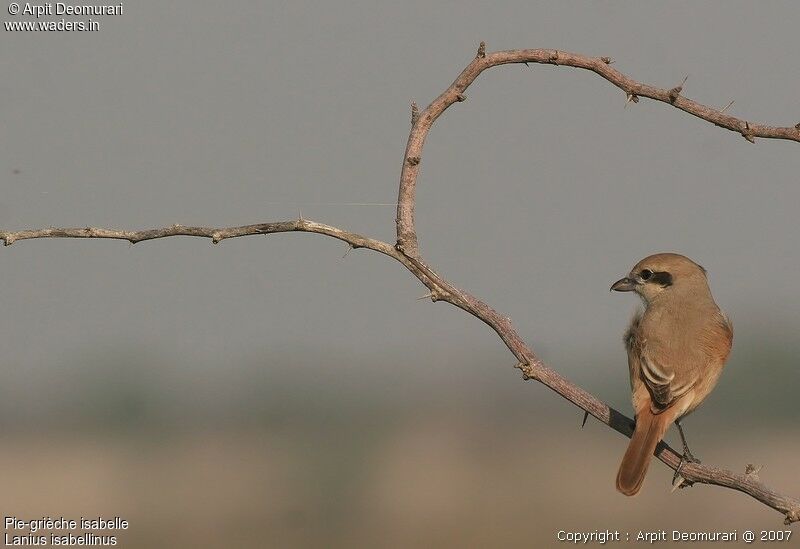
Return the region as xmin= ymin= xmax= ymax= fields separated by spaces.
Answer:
xmin=610 ymin=253 xmax=733 ymax=496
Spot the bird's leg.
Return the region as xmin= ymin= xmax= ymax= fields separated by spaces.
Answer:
xmin=675 ymin=419 xmax=700 ymax=464
xmin=671 ymin=419 xmax=703 ymax=487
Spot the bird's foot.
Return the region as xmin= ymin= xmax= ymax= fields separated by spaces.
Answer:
xmin=682 ymin=448 xmax=701 ymax=465
xmin=671 ymin=452 xmax=700 ymax=491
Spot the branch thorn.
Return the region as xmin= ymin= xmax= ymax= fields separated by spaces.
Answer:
xmin=785 ymin=508 xmax=800 ymax=525
xmin=581 ymin=410 xmax=589 ymax=428
xmin=720 ymin=100 xmax=734 ymax=114
xmin=600 ymin=56 xmax=613 ymax=64
xmin=741 ymin=121 xmax=755 ymax=143
xmin=624 ymin=93 xmax=639 ymax=108
xmin=406 ymin=156 xmax=420 ymax=166
xmin=548 ymin=50 xmax=559 ymax=63
xmin=456 ymin=93 xmax=466 ymax=102
xmin=668 ymin=75 xmax=688 ymax=103
xmin=671 ymin=474 xmax=687 ymax=493
xmin=411 ymin=101 xmax=420 ymax=125
xmin=745 ymin=463 xmax=763 ymax=479
xmin=477 ymin=41 xmax=486 ymax=58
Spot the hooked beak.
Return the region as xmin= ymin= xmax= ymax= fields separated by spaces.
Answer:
xmin=610 ymin=277 xmax=638 ymax=292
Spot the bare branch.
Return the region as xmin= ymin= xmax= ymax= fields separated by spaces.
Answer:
xmin=395 ymin=47 xmax=800 ymax=258
xmin=0 ymin=222 xmax=397 ymax=256
xmin=3 ymin=44 xmax=799 ymax=524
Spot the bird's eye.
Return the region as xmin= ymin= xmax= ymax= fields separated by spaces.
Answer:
xmin=640 ymin=269 xmax=653 ymax=281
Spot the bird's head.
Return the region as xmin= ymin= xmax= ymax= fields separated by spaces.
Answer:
xmin=611 ymin=252 xmax=709 ymax=304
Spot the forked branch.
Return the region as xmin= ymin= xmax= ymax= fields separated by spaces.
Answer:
xmin=2 ymin=44 xmax=798 ymax=525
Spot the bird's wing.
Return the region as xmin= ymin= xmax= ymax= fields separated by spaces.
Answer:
xmin=626 ymin=317 xmax=692 ymax=409
xmin=639 ymin=349 xmax=687 ymax=408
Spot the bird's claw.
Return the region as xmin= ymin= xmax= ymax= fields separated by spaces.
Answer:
xmin=671 ymin=452 xmax=699 ymax=489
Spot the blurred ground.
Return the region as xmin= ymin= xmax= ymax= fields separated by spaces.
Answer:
xmin=1 ymin=349 xmax=797 ymax=547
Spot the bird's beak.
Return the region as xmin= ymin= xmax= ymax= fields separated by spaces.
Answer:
xmin=610 ymin=277 xmax=638 ymax=292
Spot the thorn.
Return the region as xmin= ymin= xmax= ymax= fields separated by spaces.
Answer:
xmin=720 ymin=100 xmax=734 ymax=114
xmin=785 ymin=508 xmax=800 ymax=525
xmin=298 ymin=208 xmax=304 ymax=221
xmin=411 ymin=101 xmax=420 ymax=125
xmin=456 ymin=93 xmax=466 ymax=102
xmin=515 ymin=362 xmax=532 ymax=380
xmin=477 ymin=41 xmax=486 ymax=58
xmin=343 ymin=244 xmax=353 ymax=258
xmin=668 ymin=75 xmax=688 ymax=103
xmin=581 ymin=411 xmax=589 ymax=428
xmin=671 ymin=474 xmax=686 ymax=493
xmin=417 ymin=292 xmax=434 ymax=301
xmin=406 ymin=156 xmax=420 ymax=166
xmin=600 ymin=56 xmax=613 ymax=64
xmin=523 ymin=61 xmax=529 ymax=67
xmin=795 ymin=122 xmax=800 ymax=130
xmin=624 ymin=93 xmax=639 ymax=108
xmin=548 ymin=50 xmax=559 ymax=63
xmin=745 ymin=463 xmax=763 ymax=479
xmin=211 ymin=232 xmax=222 ymax=244
xmin=741 ymin=121 xmax=755 ymax=143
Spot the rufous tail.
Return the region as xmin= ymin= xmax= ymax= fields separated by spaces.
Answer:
xmin=616 ymin=407 xmax=671 ymax=496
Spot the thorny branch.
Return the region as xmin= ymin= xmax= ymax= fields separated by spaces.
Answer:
xmin=2 ymin=44 xmax=798 ymax=525
xmin=395 ymin=46 xmax=800 ymax=258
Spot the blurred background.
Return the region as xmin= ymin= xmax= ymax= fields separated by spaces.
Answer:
xmin=1 ymin=1 xmax=798 ymax=547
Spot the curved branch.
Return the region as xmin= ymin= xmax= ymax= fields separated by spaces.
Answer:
xmin=396 ymin=45 xmax=800 ymax=258
xmin=3 ymin=44 xmax=799 ymax=525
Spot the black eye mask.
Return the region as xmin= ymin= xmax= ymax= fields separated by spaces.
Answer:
xmin=649 ymin=271 xmax=673 ymax=287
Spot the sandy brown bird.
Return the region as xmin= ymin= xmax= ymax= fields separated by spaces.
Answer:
xmin=611 ymin=253 xmax=733 ymax=496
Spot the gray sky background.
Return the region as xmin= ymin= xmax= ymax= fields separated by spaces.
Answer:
xmin=1 ymin=2 xmax=799 ymax=422
xmin=2 ymin=3 xmax=800 ymax=544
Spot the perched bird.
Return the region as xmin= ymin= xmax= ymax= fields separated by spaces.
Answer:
xmin=610 ymin=253 xmax=733 ymax=496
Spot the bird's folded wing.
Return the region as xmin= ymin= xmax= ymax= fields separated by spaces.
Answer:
xmin=640 ymin=350 xmax=696 ymax=409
